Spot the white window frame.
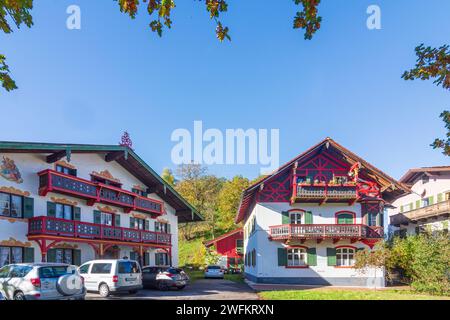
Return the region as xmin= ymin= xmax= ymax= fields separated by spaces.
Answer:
xmin=287 ymin=248 xmax=307 ymax=267
xmin=289 ymin=212 xmax=302 ymax=224
xmin=336 ymin=247 xmax=355 ymax=267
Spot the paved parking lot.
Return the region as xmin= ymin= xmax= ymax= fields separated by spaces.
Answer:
xmin=86 ymin=278 xmax=259 ymax=300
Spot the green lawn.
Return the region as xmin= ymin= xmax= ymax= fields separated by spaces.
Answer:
xmin=185 ymin=270 xmax=245 ymax=284
xmin=258 ymin=289 xmax=450 ymax=300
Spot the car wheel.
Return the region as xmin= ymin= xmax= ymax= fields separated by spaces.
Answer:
xmin=99 ymin=283 xmax=110 ymax=298
xmin=157 ymin=282 xmax=169 ymax=291
xmin=176 ymin=285 xmax=185 ymax=290
xmin=13 ymin=291 xmax=25 ymax=300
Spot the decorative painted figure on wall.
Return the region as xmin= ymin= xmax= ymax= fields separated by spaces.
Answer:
xmin=0 ymin=156 xmax=23 ymax=183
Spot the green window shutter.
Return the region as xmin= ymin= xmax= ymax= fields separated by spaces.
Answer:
xmin=47 ymin=249 xmax=56 ymax=263
xmin=24 ymin=247 xmax=34 ymax=263
xmin=47 ymin=202 xmax=56 ymax=217
xmin=379 ymin=212 xmax=384 ymax=227
xmin=23 ymin=197 xmax=34 ymax=218
xmin=144 ymin=252 xmax=150 ymax=266
xmin=327 ymin=248 xmax=336 ymax=266
xmin=167 ymin=224 xmax=171 ymax=234
xmin=277 ymin=248 xmax=287 ymax=266
xmin=305 ymin=211 xmax=313 ymax=224
xmin=73 ymin=207 xmax=81 ymax=221
xmin=437 ymin=193 xmax=443 ymax=203
xmin=155 ymin=221 xmax=159 ymax=232
xmin=416 ymin=200 xmax=421 ymax=209
xmin=130 ymin=217 xmax=135 ymax=229
xmin=281 ymin=211 xmax=290 ymax=224
xmin=337 ymin=213 xmax=353 ymax=224
xmin=145 ymin=220 xmax=150 ymax=231
xmin=400 ymin=205 xmax=404 ymax=213
xmin=115 ymin=214 xmax=121 ymax=227
xmin=307 ymin=248 xmax=317 ymax=266
xmin=429 ymin=196 xmax=434 ymax=205
xmin=93 ymin=210 xmax=101 ymax=224
xmin=73 ymin=249 xmax=81 ymax=266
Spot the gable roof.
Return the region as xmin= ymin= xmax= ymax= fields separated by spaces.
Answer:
xmin=400 ymin=166 xmax=450 ymax=185
xmin=0 ymin=141 xmax=202 ymax=223
xmin=235 ymin=137 xmax=411 ymax=223
xmin=204 ymin=228 xmax=243 ymax=247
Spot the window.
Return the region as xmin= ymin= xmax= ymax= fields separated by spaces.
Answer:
xmin=287 ymin=248 xmax=307 ymax=267
xmin=132 ymin=218 xmax=146 ymax=230
xmin=79 ymin=264 xmax=90 ymax=274
xmin=132 ymin=188 xmax=147 ymax=197
xmin=39 ymin=266 xmax=70 ymax=278
xmin=336 ymin=212 xmax=354 ymax=224
xmin=155 ymin=252 xmax=169 ymax=266
xmin=118 ymin=261 xmax=140 ymax=274
xmin=290 ymin=212 xmax=302 ymax=224
xmin=91 ymin=176 xmax=121 ymax=188
xmin=251 ymin=249 xmax=256 ymax=267
xmin=236 ymin=239 xmax=243 ymax=250
xmin=101 ymin=212 xmax=113 ymax=226
xmin=368 ymin=212 xmax=377 ymax=227
xmin=334 ymin=175 xmax=348 ymax=184
xmin=422 ymin=175 xmax=429 ymax=184
xmin=55 ymin=203 xmax=73 ymax=220
xmin=0 ymin=246 xmax=23 ymax=267
xmin=52 ymin=248 xmax=74 ymax=264
xmin=336 ymin=247 xmax=355 ymax=267
xmin=422 ymin=198 xmax=430 ymax=207
xmin=155 ymin=221 xmax=170 ymax=233
xmin=56 ymin=165 xmax=77 ymax=176
xmin=91 ymin=263 xmax=112 ymax=274
xmin=0 ymin=192 xmax=23 ymax=218
xmin=10 ymin=265 xmax=32 ymax=278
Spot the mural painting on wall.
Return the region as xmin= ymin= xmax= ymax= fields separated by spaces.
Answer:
xmin=0 ymin=156 xmax=23 ymax=183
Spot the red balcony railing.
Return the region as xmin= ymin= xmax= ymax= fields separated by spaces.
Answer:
xmin=294 ymin=183 xmax=358 ymax=203
xmin=28 ymin=216 xmax=171 ymax=245
xmin=269 ymin=224 xmax=383 ymax=240
xmin=38 ymin=169 xmax=163 ymax=215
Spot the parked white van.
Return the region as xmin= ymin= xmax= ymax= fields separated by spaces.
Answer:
xmin=78 ymin=259 xmax=142 ymax=297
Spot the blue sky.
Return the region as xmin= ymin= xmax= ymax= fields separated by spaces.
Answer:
xmin=0 ymin=0 xmax=449 ymax=180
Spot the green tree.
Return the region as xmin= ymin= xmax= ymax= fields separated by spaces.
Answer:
xmin=161 ymin=167 xmax=175 ymax=186
xmin=216 ymin=175 xmax=250 ymax=233
xmin=175 ymin=163 xmax=224 ymax=240
xmin=0 ymin=0 xmax=34 ymax=91
xmin=402 ymin=44 xmax=450 ymax=156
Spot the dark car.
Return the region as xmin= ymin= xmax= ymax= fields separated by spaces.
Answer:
xmin=142 ymin=267 xmax=189 ymax=291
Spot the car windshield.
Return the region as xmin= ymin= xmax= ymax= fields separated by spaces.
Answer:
xmin=207 ymin=266 xmax=221 ymax=270
xmin=39 ymin=266 xmax=70 ymax=278
xmin=166 ymin=268 xmax=183 ymax=274
xmin=118 ymin=261 xmax=140 ymax=274
xmin=10 ymin=265 xmax=33 ymax=278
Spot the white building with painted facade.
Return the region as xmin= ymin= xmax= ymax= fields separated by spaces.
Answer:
xmin=0 ymin=141 xmax=201 ymax=268
xmin=237 ymin=138 xmax=409 ymax=288
xmin=389 ymin=167 xmax=450 ymax=236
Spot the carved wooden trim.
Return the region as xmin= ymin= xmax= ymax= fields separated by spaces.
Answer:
xmin=91 ymin=170 xmax=121 ymax=183
xmin=0 ymin=186 xmax=30 ymax=197
xmin=133 ymin=185 xmax=145 ymax=191
xmin=55 ymin=160 xmax=76 ymax=170
xmin=156 ymin=217 xmax=169 ymax=223
xmin=0 ymin=216 xmax=28 ymax=223
xmin=53 ymin=243 xmax=79 ymax=249
xmin=97 ymin=205 xmax=118 ymax=214
xmin=50 ymin=197 xmax=78 ymax=206
xmin=131 ymin=213 xmax=147 ymax=220
xmin=0 ymin=237 xmax=32 ymax=247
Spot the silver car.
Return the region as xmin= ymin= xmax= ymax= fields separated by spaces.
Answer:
xmin=204 ymin=265 xmax=225 ymax=279
xmin=78 ymin=259 xmax=142 ymax=297
xmin=0 ymin=263 xmax=86 ymax=300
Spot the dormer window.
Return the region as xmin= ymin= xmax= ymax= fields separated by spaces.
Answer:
xmin=290 ymin=212 xmax=302 ymax=224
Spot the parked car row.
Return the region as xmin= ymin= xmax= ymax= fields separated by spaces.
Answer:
xmin=0 ymin=259 xmax=190 ymax=300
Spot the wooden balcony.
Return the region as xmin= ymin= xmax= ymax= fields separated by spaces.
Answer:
xmin=390 ymin=200 xmax=450 ymax=226
xmin=38 ymin=169 xmax=163 ymax=215
xmin=28 ymin=216 xmax=171 ymax=246
xmin=293 ymin=183 xmax=358 ymax=204
xmin=269 ymin=224 xmax=383 ymax=241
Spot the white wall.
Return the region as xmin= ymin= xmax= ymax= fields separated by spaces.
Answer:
xmin=0 ymin=152 xmax=179 ymax=265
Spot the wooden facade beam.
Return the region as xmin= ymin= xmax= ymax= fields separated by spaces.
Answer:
xmin=46 ymin=150 xmax=67 ymax=163
xmin=105 ymin=151 xmax=125 ymax=162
